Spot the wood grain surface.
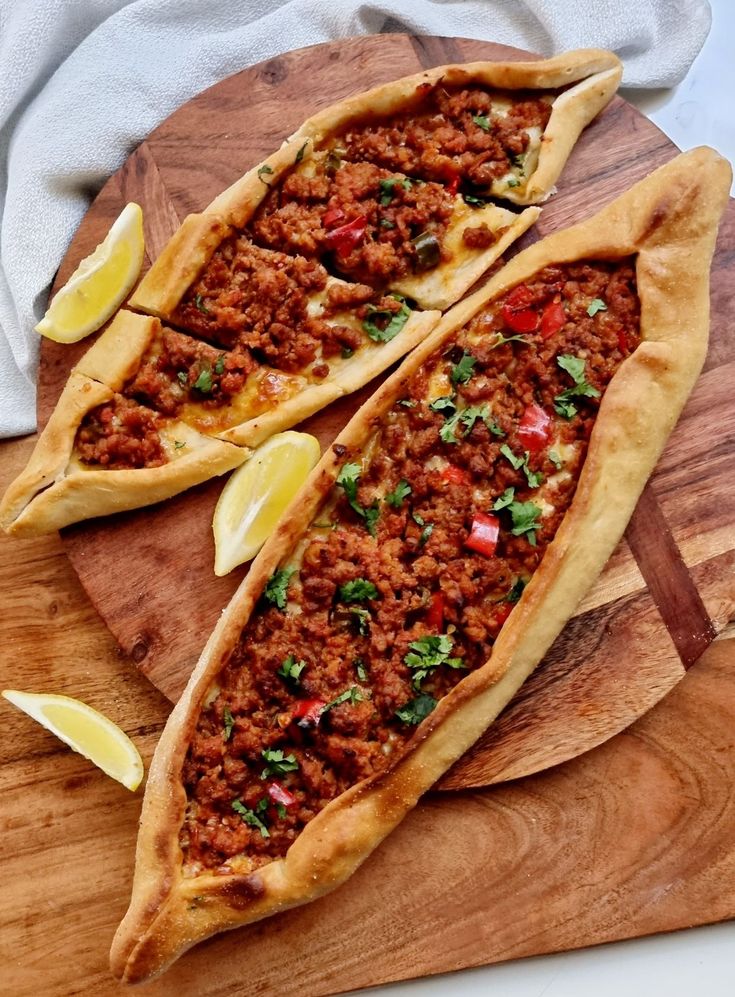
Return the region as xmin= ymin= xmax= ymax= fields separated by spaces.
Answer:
xmin=1 ymin=34 xmax=732 ymax=995
xmin=36 ymin=35 xmax=735 ymax=790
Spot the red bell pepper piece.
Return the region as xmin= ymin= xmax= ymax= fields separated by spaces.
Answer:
xmin=517 ymin=403 xmax=551 ymax=453
xmin=618 ymin=329 xmax=629 ymax=353
xmin=540 ymin=300 xmax=566 ymax=339
xmin=322 ymin=206 xmax=346 ymax=229
xmin=441 ymin=464 xmax=471 ymax=486
xmin=425 ymin=591 xmax=445 ymax=630
xmin=446 ymin=175 xmax=460 ymax=196
xmin=501 ymin=284 xmax=539 ymax=334
xmin=465 ymin=513 xmax=500 ymax=557
xmin=291 ymin=699 xmax=325 ymax=728
xmin=324 ymin=214 xmax=367 ymax=257
xmin=267 ymin=781 xmax=296 ymax=808
xmin=494 ymin=602 xmax=513 ymax=627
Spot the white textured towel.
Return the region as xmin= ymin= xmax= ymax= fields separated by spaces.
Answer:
xmin=0 ymin=0 xmax=712 ymax=438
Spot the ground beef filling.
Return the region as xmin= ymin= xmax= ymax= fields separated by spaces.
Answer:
xmin=76 ymin=395 xmax=166 ymax=469
xmin=181 ymin=258 xmax=640 ymax=873
xmin=249 ymin=159 xmax=456 ymax=286
xmin=337 ymin=85 xmax=553 ymax=189
xmin=172 ymin=237 xmax=398 ymax=374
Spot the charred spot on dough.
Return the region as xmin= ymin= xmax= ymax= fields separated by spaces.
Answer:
xmin=639 ymin=198 xmax=673 ymax=243
xmin=219 ymin=873 xmax=266 ymax=909
xmin=332 ymin=443 xmax=347 ymax=458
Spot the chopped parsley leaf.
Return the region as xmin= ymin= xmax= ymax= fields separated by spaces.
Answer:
xmin=214 ymin=354 xmax=226 ymax=375
xmin=500 ymin=445 xmax=543 ymax=488
xmin=554 ymin=354 xmax=600 ymax=418
xmin=385 ymin=479 xmax=412 ymax=508
xmin=232 ymin=799 xmax=269 ymax=838
xmin=177 ymin=371 xmax=188 ymax=387
xmin=439 ymin=403 xmax=499 ymax=444
xmin=276 ymin=802 xmax=288 ymax=819
xmin=263 ymin=566 xmax=295 ymax=610
xmin=338 ymin=578 xmax=378 ymax=602
xmin=548 ymin=449 xmax=564 ymax=470
xmin=194 ymin=293 xmax=210 ymax=315
xmin=173 ymin=440 xmax=186 ymax=450
xmin=398 ymin=398 xmax=417 ymax=408
xmin=261 ymin=748 xmax=299 ymax=779
xmin=450 ymin=351 xmax=477 ymax=385
xmin=193 ymin=368 xmax=213 ymax=394
xmin=380 ymin=218 xmax=396 ymax=229
xmin=324 ymin=686 xmax=365 ymax=711
xmin=472 ymin=114 xmax=490 ymax=131
xmin=429 ymin=395 xmax=456 ymax=415
xmin=508 ymin=500 xmax=541 ymax=545
xmin=363 ymin=295 xmax=411 ymax=343
xmin=500 ymin=444 xmax=525 ymax=470
xmin=277 ymin=654 xmax=306 ymax=685
xmin=505 ymin=577 xmax=527 ymax=603
xmin=506 ymin=177 xmax=520 ymax=188
xmin=463 ymin=193 xmax=488 ymax=207
xmin=295 ymin=141 xmax=308 ymax=163
xmin=349 ymin=607 xmax=370 ymax=636
xmin=257 ymin=164 xmax=274 ymax=184
xmin=491 ymin=332 xmax=529 ymax=349
xmin=492 ymin=486 xmax=515 ymax=511
xmin=354 ymin=658 xmax=368 ymax=682
xmin=513 ymin=152 xmax=527 ymax=167
xmin=587 ymin=298 xmax=607 ymax=317
xmin=223 ymin=706 xmax=235 ymax=740
xmin=336 ymin=463 xmax=380 ymax=536
xmin=412 ymin=512 xmax=434 ymax=547
xmin=395 ymin=693 xmax=437 ymax=725
xmin=379 ymin=177 xmax=412 ymax=205
xmin=404 ymin=634 xmax=465 ymax=689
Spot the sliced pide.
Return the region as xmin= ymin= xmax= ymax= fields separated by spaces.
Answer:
xmin=111 ymin=148 xmax=731 ymax=983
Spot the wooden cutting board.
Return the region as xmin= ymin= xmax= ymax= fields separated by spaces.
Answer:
xmin=38 ymin=35 xmax=735 ymax=790
xmin=2 ymin=34 xmax=727 ymax=995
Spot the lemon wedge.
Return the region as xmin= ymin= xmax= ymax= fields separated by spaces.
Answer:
xmin=2 ymin=689 xmax=144 ymax=791
xmin=35 ymin=202 xmax=145 ymax=343
xmin=213 ymin=431 xmax=321 ymax=576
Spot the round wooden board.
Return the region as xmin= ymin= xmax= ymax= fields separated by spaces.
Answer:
xmin=38 ymin=35 xmax=735 ymax=791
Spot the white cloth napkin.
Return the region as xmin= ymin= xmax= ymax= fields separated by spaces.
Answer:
xmin=0 ymin=0 xmax=712 ymax=439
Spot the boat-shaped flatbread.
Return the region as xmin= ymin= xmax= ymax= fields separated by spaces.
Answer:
xmin=111 ymin=148 xmax=731 ymax=983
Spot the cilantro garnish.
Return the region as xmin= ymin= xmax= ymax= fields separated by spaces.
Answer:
xmin=513 ymin=152 xmax=527 ymax=167
xmin=505 ymin=577 xmax=527 ymax=603
xmin=261 ymin=748 xmax=299 ymax=779
xmin=173 ymin=440 xmax=186 ymax=450
xmin=548 ymin=449 xmax=564 ymax=470
xmin=472 ymin=114 xmax=490 ymax=131
xmin=385 ymin=479 xmax=412 ymax=508
xmin=429 ymin=396 xmax=456 ymax=415
xmin=380 ymin=218 xmax=396 ymax=229
xmin=491 ymin=332 xmax=529 ymax=349
xmin=354 ymin=658 xmax=368 ymax=682
xmin=338 ymin=578 xmax=378 ymax=602
xmin=276 ymin=802 xmax=288 ymax=819
xmin=193 ymin=367 xmax=213 ymax=394
xmin=232 ymin=799 xmax=270 ymax=838
xmin=404 ymin=634 xmax=465 ymax=689
xmin=508 ymin=500 xmax=541 ymax=545
xmin=277 ymin=655 xmax=306 ymax=685
xmin=223 ymin=706 xmax=235 ymax=740
xmin=398 ymin=398 xmax=417 ymax=408
xmin=412 ymin=512 xmax=434 ymax=547
xmin=395 ymin=693 xmax=437 ymax=725
xmin=492 ymin=486 xmax=515 ymax=511
xmin=214 ymin=354 xmax=226 ymax=375
xmin=463 ymin=193 xmax=488 ymax=207
xmin=554 ymin=354 xmax=600 ymax=418
xmin=257 ymin=164 xmax=274 ymax=185
xmin=439 ymin=403 xmax=500 ymax=444
xmin=450 ymin=351 xmax=477 ymax=385
xmin=336 ymin=463 xmax=380 ymax=536
xmin=295 ymin=141 xmax=308 ymax=164
xmin=587 ymin=298 xmax=607 ymax=317
xmin=263 ymin=566 xmax=295 ymax=610
xmin=324 ymin=687 xmax=365 ymax=711
xmin=506 ymin=177 xmax=520 ymax=188
xmin=363 ymin=295 xmax=411 ymax=343
xmin=350 ymin=607 xmax=370 ymax=635
xmin=499 ymin=445 xmax=544 ymax=488
xmin=177 ymin=371 xmax=188 ymax=387
xmin=194 ymin=293 xmax=210 ymax=315
xmin=379 ymin=177 xmax=412 ymax=205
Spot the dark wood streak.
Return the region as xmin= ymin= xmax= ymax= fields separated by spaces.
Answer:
xmin=409 ymin=34 xmax=473 ymax=70
xmin=625 ymin=483 xmax=716 ymax=668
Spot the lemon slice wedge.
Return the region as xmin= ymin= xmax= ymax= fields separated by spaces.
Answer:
xmin=213 ymin=431 xmax=321 ymax=576
xmin=2 ymin=689 xmax=144 ymax=791
xmin=35 ymin=202 xmax=145 ymax=343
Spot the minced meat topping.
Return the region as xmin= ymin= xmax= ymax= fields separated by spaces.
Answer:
xmin=249 ymin=158 xmax=456 ymax=285
xmin=76 ymin=395 xmax=166 ymax=469
xmin=179 ymin=258 xmax=640 ymax=874
xmin=337 ymin=85 xmax=553 ymax=189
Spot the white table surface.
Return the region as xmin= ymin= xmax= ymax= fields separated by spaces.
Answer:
xmin=357 ymin=2 xmax=735 ymax=994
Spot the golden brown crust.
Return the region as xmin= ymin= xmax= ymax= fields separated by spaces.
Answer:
xmin=111 ymin=148 xmax=732 ymax=984
xmin=0 ymin=314 xmax=248 ymax=537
